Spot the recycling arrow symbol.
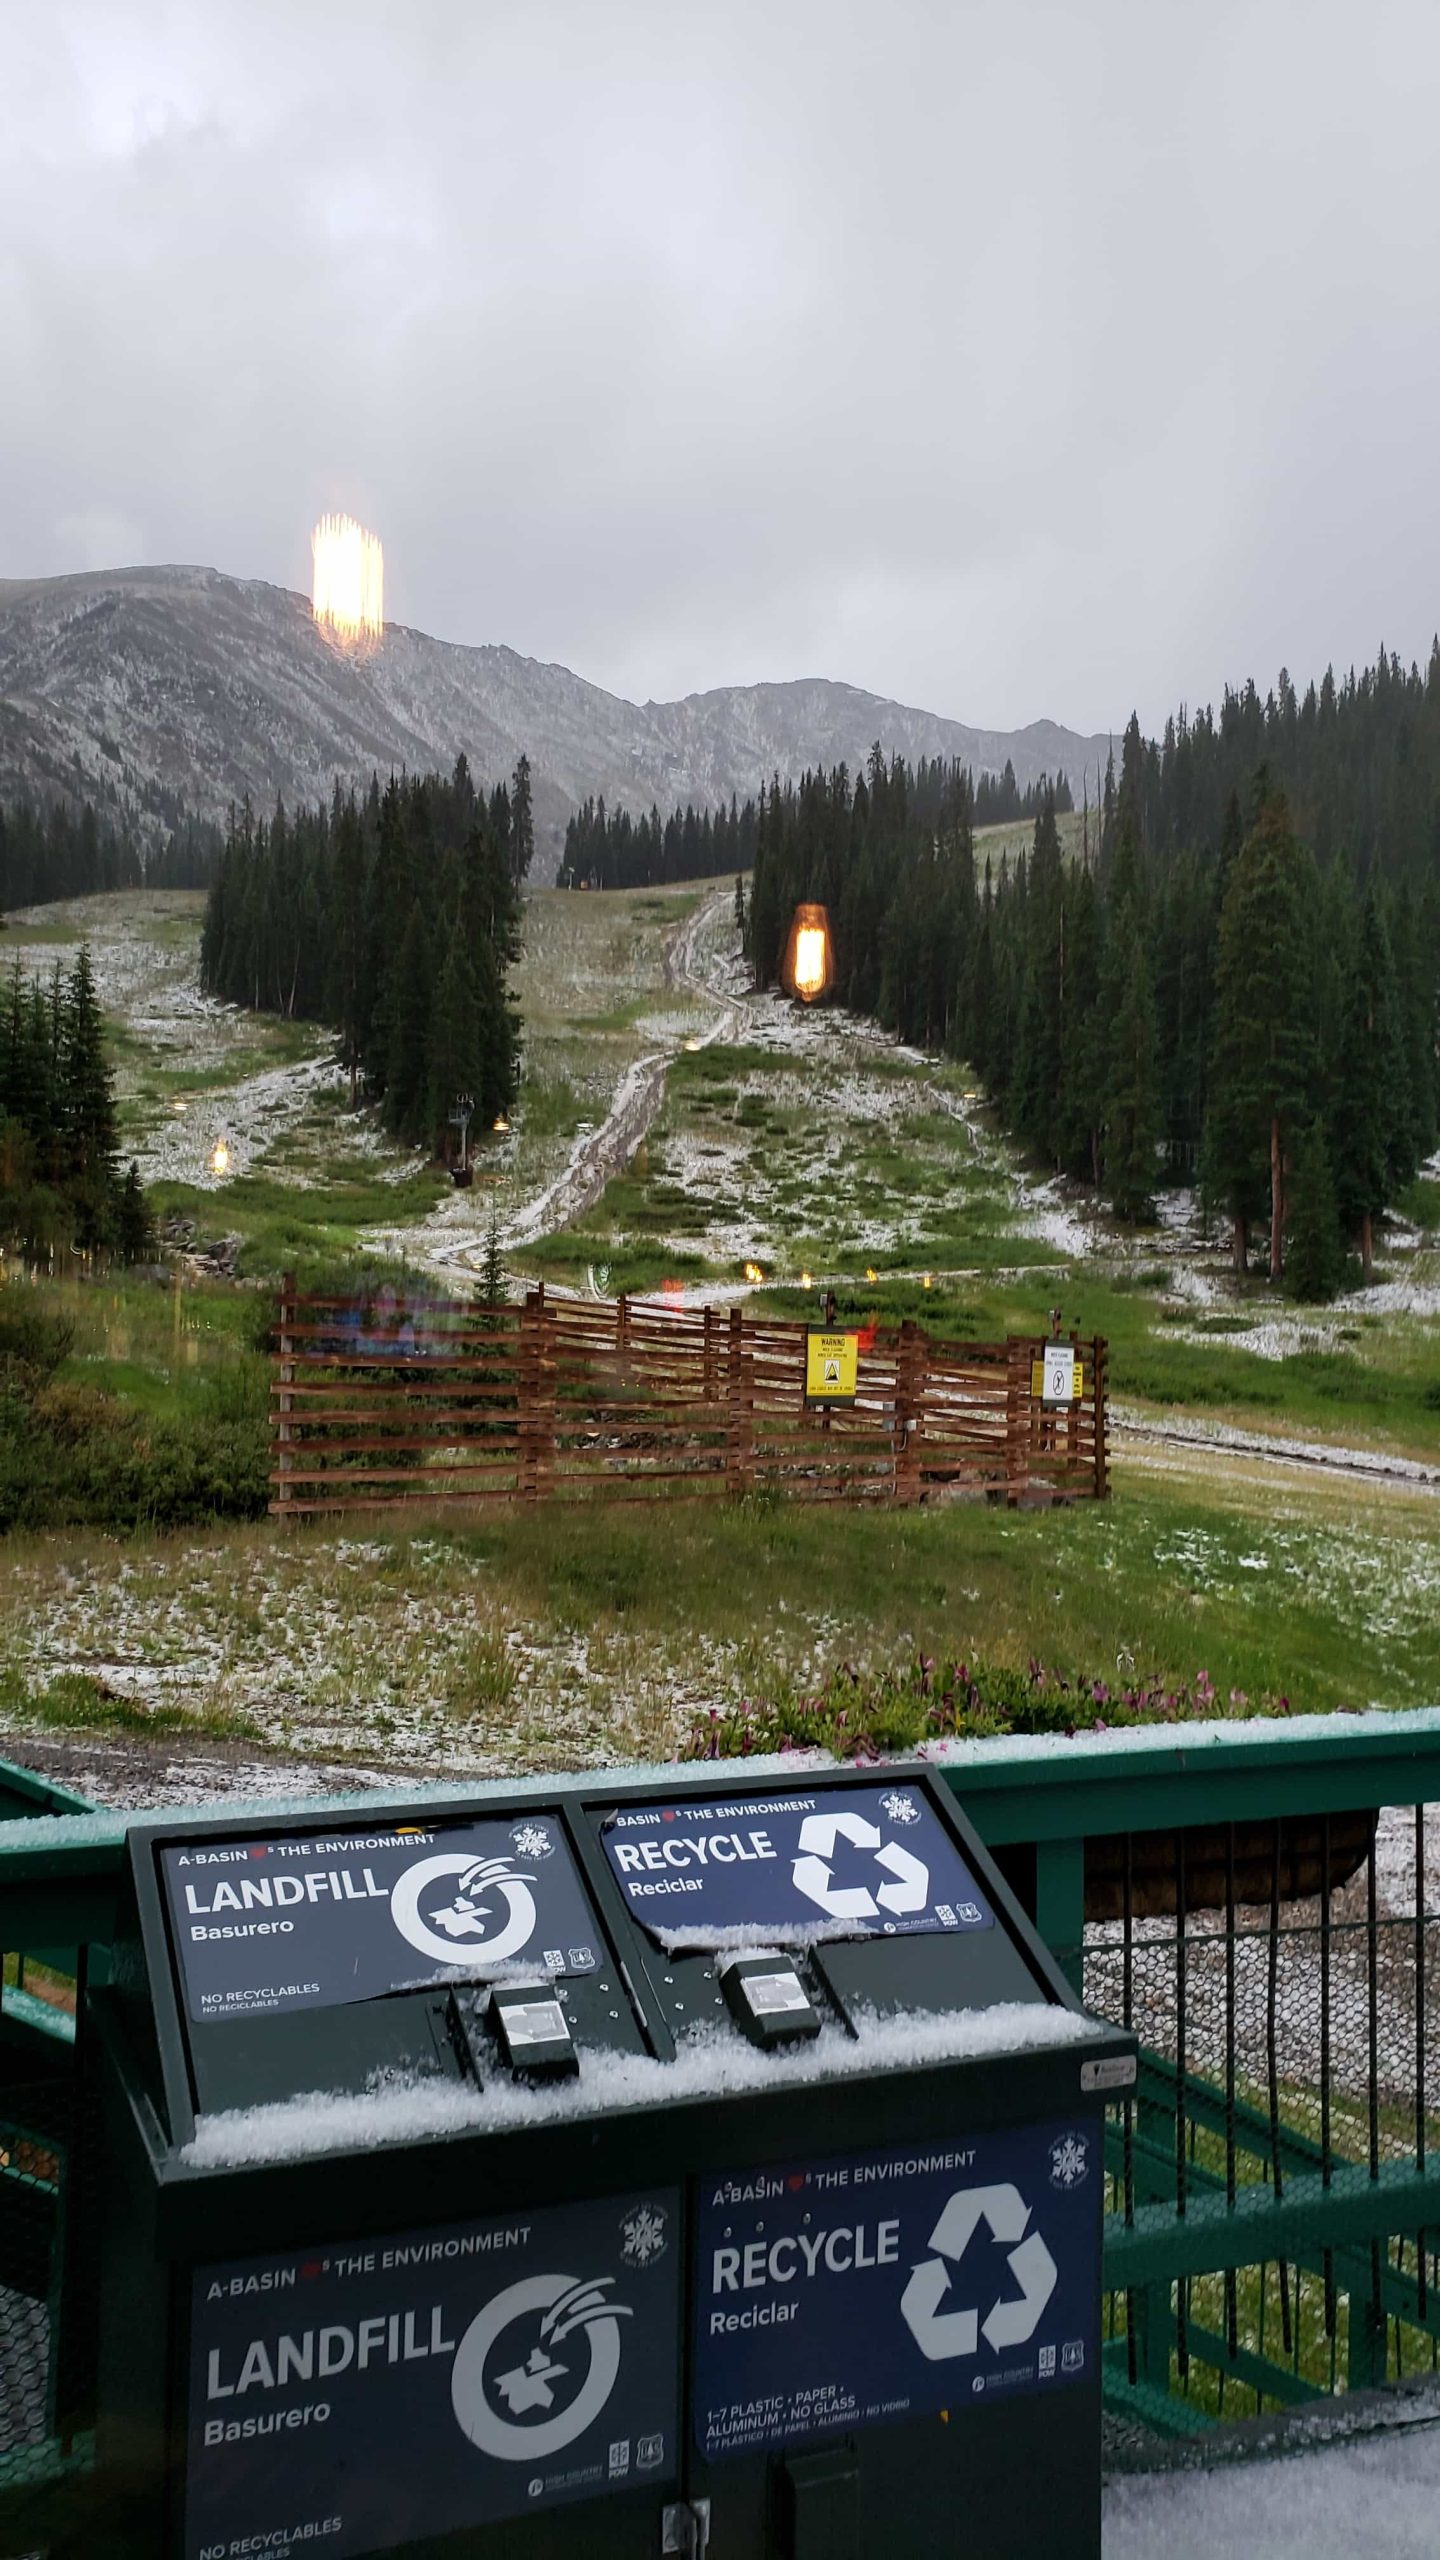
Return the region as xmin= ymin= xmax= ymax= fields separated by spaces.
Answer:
xmin=791 ymin=1810 xmax=930 ymax=1921
xmin=899 ymin=2182 xmax=1057 ymax=2363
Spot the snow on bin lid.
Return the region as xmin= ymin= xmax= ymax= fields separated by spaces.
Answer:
xmin=598 ymin=1779 xmax=995 ymax=1949
xmin=181 ymin=2000 xmax=1099 ymax=2171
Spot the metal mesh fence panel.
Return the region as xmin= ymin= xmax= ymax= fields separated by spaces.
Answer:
xmin=1083 ymin=1805 xmax=1439 ymax=2458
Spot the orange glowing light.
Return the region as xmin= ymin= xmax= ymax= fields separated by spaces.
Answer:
xmin=210 ymin=1140 xmax=231 ymax=1177
xmin=800 ymin=1271 xmax=813 ymax=1290
xmin=311 ymin=513 xmax=384 ymax=647
xmin=780 ymin=902 xmax=835 ymax=1004
xmin=743 ymin=1260 xmax=764 ymax=1284
xmin=492 ymin=1115 xmax=511 ymax=1134
xmin=865 ymin=1266 xmax=878 ymax=1284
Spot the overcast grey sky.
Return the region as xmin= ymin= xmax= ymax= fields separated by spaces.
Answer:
xmin=4 ymin=0 xmax=1438 ymax=736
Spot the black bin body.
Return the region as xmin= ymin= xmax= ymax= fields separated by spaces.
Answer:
xmin=85 ymin=1764 xmax=1133 ymax=2560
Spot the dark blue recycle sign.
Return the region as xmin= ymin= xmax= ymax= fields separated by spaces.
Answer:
xmin=185 ymin=2188 xmax=681 ymax=2560
xmin=693 ymin=2121 xmax=1100 ymax=2461
xmin=160 ymin=1813 xmax=602 ymax=2024
xmin=600 ymin=1780 xmax=995 ymax=1942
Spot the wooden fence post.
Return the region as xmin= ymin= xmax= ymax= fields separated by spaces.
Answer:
xmin=1005 ymin=1337 xmax=1028 ymax=1508
xmin=519 ymin=1287 xmax=542 ymax=1500
xmin=1093 ymin=1335 xmax=1110 ymax=1500
xmin=893 ymin=1320 xmax=922 ymax=1505
xmin=726 ymin=1306 xmax=753 ymax=1496
xmin=273 ymin=1270 xmax=297 ymax=1524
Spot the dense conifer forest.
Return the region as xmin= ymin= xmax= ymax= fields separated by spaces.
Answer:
xmin=736 ymin=648 xmax=1440 ymax=1294
xmin=560 ymin=793 xmax=758 ymax=889
xmin=0 ymin=794 xmax=217 ymax=908
xmin=0 ymin=946 xmax=150 ymax=1256
xmin=559 ymin=765 xmax=1074 ymax=889
xmin=199 ymin=757 xmax=530 ymax=1151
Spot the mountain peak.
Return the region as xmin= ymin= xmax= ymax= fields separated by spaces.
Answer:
xmin=0 ymin=564 xmax=1112 ymax=875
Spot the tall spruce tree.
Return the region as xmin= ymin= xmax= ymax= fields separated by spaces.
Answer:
xmin=1286 ymin=1120 xmax=1344 ymax=1301
xmin=426 ymin=931 xmax=484 ymax=1153
xmin=1332 ymin=887 xmax=1404 ymax=1279
xmin=384 ymin=902 xmax=435 ymax=1145
xmin=1208 ymin=787 xmax=1317 ymax=1277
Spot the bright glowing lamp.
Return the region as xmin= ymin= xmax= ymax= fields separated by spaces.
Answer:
xmin=780 ymin=902 xmax=835 ymax=1003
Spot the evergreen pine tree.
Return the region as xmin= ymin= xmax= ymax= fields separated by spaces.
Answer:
xmin=328 ymin=800 xmax=371 ymax=1107
xmin=1286 ymin=1120 xmax=1344 ymax=1301
xmin=384 ymin=902 xmax=436 ymax=1145
xmin=426 ymin=931 xmax=485 ymax=1154
xmin=480 ymin=1204 xmax=508 ymax=1309
xmin=117 ymin=1160 xmax=154 ymax=1263
xmin=510 ymin=755 xmax=535 ymax=886
xmin=1332 ymin=887 xmax=1404 ymax=1279
xmin=1207 ymin=787 xmax=1317 ymax=1277
xmin=1100 ymin=911 xmax=1161 ymax=1220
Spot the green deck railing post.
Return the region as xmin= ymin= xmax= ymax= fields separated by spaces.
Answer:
xmin=1032 ymin=1836 xmax=1085 ymax=1992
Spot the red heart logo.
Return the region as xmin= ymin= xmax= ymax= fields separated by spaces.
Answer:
xmin=787 ymin=2175 xmax=806 ymax=2192
xmin=300 ymin=2261 xmax=323 ymax=2279
xmin=662 ymin=1810 xmax=676 ymax=1822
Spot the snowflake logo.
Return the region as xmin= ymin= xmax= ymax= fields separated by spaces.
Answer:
xmin=509 ymin=1823 xmax=554 ymax=1861
xmin=880 ymin=1790 xmax=921 ymax=1826
xmin=619 ymin=2203 xmax=669 ymax=2268
xmin=1049 ymin=2131 xmax=1090 ymax=2191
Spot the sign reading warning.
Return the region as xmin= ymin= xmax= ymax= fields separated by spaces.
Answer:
xmin=804 ymin=1330 xmax=859 ymax=1404
xmin=159 ymin=1816 xmax=601 ymax=2024
xmin=186 ymin=2190 xmax=680 ymax=2558
xmin=694 ymin=2124 xmax=1099 ymax=2462
xmin=599 ymin=1782 xmax=995 ymax=1944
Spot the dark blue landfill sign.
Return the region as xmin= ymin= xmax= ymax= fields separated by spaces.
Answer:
xmin=185 ymin=2188 xmax=681 ymax=2560
xmin=599 ymin=1780 xmax=995 ymax=1943
xmin=160 ymin=1814 xmax=602 ymax=2023
xmin=693 ymin=2120 xmax=1100 ymax=2461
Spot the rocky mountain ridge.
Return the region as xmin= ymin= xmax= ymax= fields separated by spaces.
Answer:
xmin=0 ymin=564 xmax=1113 ymax=877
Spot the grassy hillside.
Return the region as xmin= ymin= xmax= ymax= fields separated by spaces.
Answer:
xmin=1 ymin=876 xmax=1436 ymax=1785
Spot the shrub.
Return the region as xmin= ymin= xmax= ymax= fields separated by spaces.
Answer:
xmin=0 ymin=1298 xmax=75 ymax=1395
xmin=0 ymin=1383 xmax=269 ymax=1532
xmin=682 ymin=1653 xmax=1300 ymax=1762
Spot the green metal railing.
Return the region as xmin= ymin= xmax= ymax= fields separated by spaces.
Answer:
xmin=1 ymin=1708 xmax=1438 ymax=2532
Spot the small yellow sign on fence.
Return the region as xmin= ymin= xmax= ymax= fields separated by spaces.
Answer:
xmin=1032 ymin=1349 xmax=1085 ymax=1405
xmin=805 ymin=1329 xmax=859 ymax=1404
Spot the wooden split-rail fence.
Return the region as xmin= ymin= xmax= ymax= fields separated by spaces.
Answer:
xmin=269 ymin=1280 xmax=1109 ymax=1519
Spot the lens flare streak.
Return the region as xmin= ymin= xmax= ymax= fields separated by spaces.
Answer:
xmin=311 ymin=513 xmax=384 ymax=645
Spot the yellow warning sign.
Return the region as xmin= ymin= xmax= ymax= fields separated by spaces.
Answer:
xmin=805 ymin=1329 xmax=859 ymax=1404
xmin=1032 ymin=1350 xmax=1085 ymax=1405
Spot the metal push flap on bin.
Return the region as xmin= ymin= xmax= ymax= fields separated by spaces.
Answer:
xmin=600 ymin=1780 xmax=995 ymax=1943
xmin=161 ymin=1812 xmax=599 ymax=2022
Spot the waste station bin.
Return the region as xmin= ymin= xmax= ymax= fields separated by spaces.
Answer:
xmin=87 ymin=1762 xmax=1134 ymax=2560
